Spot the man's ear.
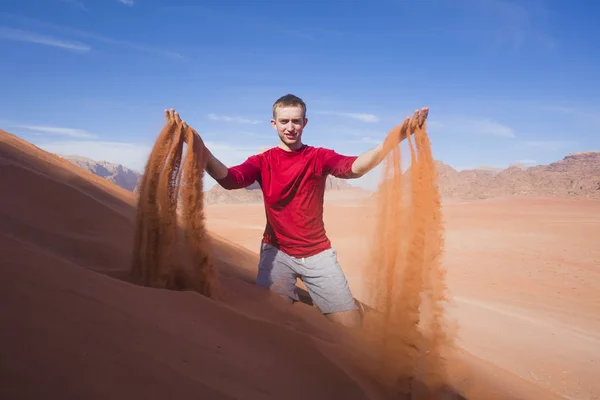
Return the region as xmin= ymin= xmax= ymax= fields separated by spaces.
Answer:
xmin=270 ymin=119 xmax=277 ymax=130
xmin=303 ymin=117 xmax=308 ymax=127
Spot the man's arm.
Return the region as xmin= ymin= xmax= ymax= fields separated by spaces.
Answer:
xmin=350 ymin=107 xmax=429 ymax=177
xmin=205 ymin=147 xmax=229 ymax=181
xmin=205 ymin=148 xmax=262 ymax=190
xmin=349 ymin=142 xmax=386 ymax=178
xmin=163 ymin=110 xmax=261 ymax=189
xmin=320 ymin=139 xmax=400 ymax=179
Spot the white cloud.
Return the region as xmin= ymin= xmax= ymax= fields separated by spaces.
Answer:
xmin=207 ymin=113 xmax=262 ymax=125
xmin=118 ymin=0 xmax=135 ymax=5
xmin=522 ymin=140 xmax=576 ymax=151
xmin=464 ymin=118 xmax=515 ymax=137
xmin=539 ymin=105 xmax=576 ymax=115
xmin=538 ymin=105 xmax=600 ymax=127
xmin=203 ymin=140 xmax=264 ymax=161
xmin=436 ymin=115 xmax=516 ymax=138
xmin=0 ymin=27 xmax=90 ymax=52
xmin=321 ymin=126 xmax=386 ymax=139
xmin=239 ymin=131 xmax=274 ymax=140
xmin=60 ymin=0 xmax=88 ymax=11
xmin=455 ymin=0 xmax=555 ymax=52
xmin=354 ymin=137 xmax=381 ymax=145
xmin=316 ymin=111 xmax=379 ymax=123
xmin=15 ymin=124 xmax=97 ymax=139
xmin=1 ymin=14 xmax=184 ymax=60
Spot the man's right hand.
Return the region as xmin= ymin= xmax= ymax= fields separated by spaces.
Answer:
xmin=164 ymin=108 xmax=204 ymax=146
xmin=163 ymin=108 xmax=228 ymax=179
xmin=165 ymin=108 xmax=185 ymax=126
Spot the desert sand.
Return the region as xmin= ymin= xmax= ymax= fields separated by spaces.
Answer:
xmin=205 ymin=196 xmax=600 ymax=399
xmin=205 ymin=195 xmax=600 ymax=400
xmin=1 ymin=128 xmax=599 ymax=399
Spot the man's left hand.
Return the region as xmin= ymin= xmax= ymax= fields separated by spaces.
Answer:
xmin=398 ymin=107 xmax=429 ymax=142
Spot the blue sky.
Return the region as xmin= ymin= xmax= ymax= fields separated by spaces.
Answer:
xmin=0 ymin=0 xmax=598 ymax=190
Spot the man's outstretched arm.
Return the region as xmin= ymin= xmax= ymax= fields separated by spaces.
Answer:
xmin=206 ymin=148 xmax=262 ymax=190
xmin=204 ymin=148 xmax=229 ymax=181
xmin=164 ymin=108 xmax=261 ymax=189
xmin=350 ymin=107 xmax=429 ymax=178
xmin=349 ymin=142 xmax=387 ymax=178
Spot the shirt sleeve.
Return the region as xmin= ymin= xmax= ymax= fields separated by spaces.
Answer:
xmin=320 ymin=148 xmax=358 ymax=179
xmin=216 ymin=154 xmax=262 ymax=189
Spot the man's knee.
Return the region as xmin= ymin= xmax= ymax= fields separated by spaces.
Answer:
xmin=278 ymin=293 xmax=295 ymax=304
xmin=325 ymin=309 xmax=362 ymax=329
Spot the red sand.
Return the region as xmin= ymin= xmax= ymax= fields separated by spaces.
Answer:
xmin=205 ymin=197 xmax=600 ymax=399
xmin=1 ymin=128 xmax=595 ymax=399
xmin=358 ymin=116 xmax=453 ymax=396
xmin=131 ymin=117 xmax=218 ymax=296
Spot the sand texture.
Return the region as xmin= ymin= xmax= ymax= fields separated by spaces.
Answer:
xmin=1 ymin=128 xmax=598 ymax=399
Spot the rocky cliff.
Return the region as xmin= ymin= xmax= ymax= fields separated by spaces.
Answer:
xmin=436 ymin=151 xmax=600 ymax=199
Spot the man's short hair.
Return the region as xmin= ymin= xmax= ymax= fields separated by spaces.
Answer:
xmin=272 ymin=94 xmax=306 ymax=119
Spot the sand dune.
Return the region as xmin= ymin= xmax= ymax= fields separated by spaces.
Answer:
xmin=0 ymin=129 xmax=390 ymax=399
xmin=0 ymin=128 xmax=587 ymax=399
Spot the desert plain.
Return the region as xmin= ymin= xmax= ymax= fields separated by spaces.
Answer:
xmin=205 ymin=196 xmax=600 ymax=399
xmin=1 ymin=128 xmax=599 ymax=400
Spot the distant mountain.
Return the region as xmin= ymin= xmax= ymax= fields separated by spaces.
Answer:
xmin=58 ymin=154 xmax=358 ymax=204
xmin=59 ymin=155 xmax=141 ymax=192
xmin=435 ymin=151 xmax=600 ymax=200
xmin=59 ymin=150 xmax=600 ymax=201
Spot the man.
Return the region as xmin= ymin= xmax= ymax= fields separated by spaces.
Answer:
xmin=167 ymin=94 xmax=427 ymax=329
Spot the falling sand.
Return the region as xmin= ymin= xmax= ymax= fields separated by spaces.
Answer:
xmin=130 ymin=109 xmax=453 ymax=398
xmin=130 ymin=113 xmax=218 ymax=298
xmin=361 ymin=110 xmax=454 ymax=398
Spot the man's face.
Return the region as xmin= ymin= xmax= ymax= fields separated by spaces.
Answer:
xmin=271 ymin=105 xmax=307 ymax=150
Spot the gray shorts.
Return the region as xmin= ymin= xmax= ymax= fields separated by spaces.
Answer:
xmin=256 ymin=242 xmax=358 ymax=314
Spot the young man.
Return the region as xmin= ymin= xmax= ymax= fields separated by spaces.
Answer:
xmin=166 ymin=95 xmax=427 ymax=329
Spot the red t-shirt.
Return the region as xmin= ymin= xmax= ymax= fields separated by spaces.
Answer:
xmin=216 ymin=145 xmax=358 ymax=257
